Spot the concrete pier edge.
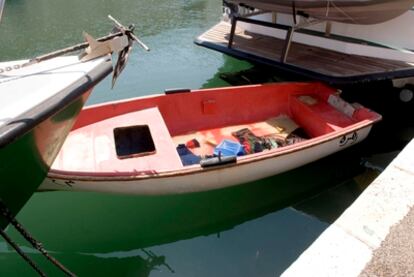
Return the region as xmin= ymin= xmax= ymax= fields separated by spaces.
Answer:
xmin=282 ymin=139 xmax=414 ymax=277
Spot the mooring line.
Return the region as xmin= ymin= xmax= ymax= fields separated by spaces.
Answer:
xmin=0 ymin=199 xmax=76 ymax=276
xmin=0 ymin=227 xmax=47 ymax=277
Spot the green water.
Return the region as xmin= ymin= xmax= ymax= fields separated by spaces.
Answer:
xmin=0 ymin=1 xmax=374 ymax=276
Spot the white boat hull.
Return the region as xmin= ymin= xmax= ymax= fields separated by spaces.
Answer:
xmin=41 ymin=126 xmax=372 ymax=195
xmin=228 ymin=0 xmax=414 ymax=25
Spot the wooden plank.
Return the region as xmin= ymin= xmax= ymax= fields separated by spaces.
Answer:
xmin=199 ymin=21 xmax=414 ymax=78
xmin=287 ymin=48 xmax=389 ymax=75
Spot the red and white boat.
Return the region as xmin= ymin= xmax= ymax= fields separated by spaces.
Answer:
xmin=40 ymin=82 xmax=381 ymax=195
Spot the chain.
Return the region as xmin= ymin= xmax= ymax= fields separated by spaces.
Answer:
xmin=0 ymin=199 xmax=76 ymax=276
xmin=0 ymin=228 xmax=46 ymax=276
xmin=0 ymin=63 xmax=28 ymax=74
xmin=0 ymin=16 xmax=148 ymax=76
xmin=0 ymin=29 xmax=129 ymax=75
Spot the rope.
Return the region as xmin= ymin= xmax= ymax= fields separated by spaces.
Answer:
xmin=0 ymin=29 xmax=128 ymax=75
xmin=0 ymin=15 xmax=149 ymax=76
xmin=329 ymin=1 xmax=357 ymax=24
xmin=0 ymin=199 xmax=76 ymax=277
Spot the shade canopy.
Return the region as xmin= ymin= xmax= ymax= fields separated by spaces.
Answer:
xmin=227 ymin=0 xmax=414 ymax=24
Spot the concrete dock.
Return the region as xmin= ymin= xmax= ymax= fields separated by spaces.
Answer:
xmin=282 ymin=139 xmax=414 ymax=277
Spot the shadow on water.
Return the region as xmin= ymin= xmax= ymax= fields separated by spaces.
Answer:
xmin=339 ymin=80 xmax=414 ymax=153
xmin=202 ymin=62 xmax=308 ymax=88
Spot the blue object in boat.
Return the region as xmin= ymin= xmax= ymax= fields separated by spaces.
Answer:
xmin=176 ymin=144 xmax=201 ymax=166
xmin=214 ymin=139 xmax=245 ymax=157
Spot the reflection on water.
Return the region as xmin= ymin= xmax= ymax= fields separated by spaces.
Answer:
xmin=79 ymin=248 xmax=175 ymax=276
xmin=0 ymin=0 xmax=388 ymax=276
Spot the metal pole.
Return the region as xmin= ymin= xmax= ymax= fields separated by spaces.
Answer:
xmin=281 ymin=27 xmax=294 ymax=63
xmin=228 ymin=16 xmax=237 ymax=49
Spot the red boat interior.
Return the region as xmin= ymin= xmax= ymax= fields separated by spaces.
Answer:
xmin=50 ymin=82 xmax=379 ymax=175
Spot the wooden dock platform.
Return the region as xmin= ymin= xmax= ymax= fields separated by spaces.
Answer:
xmin=195 ymin=21 xmax=414 ymax=84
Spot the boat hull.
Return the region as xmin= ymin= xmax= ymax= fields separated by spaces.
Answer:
xmin=0 ymin=92 xmax=92 ymax=229
xmin=228 ymin=0 xmax=414 ymax=25
xmin=42 ymin=125 xmax=372 ymax=195
xmin=0 ymin=56 xmax=113 ymax=229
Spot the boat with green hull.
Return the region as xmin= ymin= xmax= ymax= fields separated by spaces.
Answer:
xmin=0 ymin=12 xmax=147 ymax=229
xmin=0 ymin=56 xmax=113 ymax=229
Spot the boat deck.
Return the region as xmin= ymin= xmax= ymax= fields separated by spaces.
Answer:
xmin=195 ymin=21 xmax=414 ymax=84
xmin=172 ymin=114 xmax=300 ymax=157
xmin=51 ymin=107 xmax=184 ymax=174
